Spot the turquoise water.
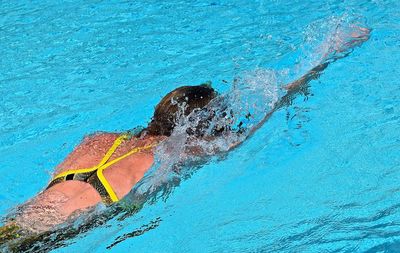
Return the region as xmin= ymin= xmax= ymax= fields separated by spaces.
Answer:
xmin=1 ymin=0 xmax=400 ymax=252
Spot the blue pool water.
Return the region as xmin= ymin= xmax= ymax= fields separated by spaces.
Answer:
xmin=1 ymin=0 xmax=400 ymax=252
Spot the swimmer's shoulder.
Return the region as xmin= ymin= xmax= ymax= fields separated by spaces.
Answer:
xmin=55 ymin=132 xmax=120 ymax=173
xmin=82 ymin=131 xmax=120 ymax=145
xmin=75 ymin=132 xmax=122 ymax=154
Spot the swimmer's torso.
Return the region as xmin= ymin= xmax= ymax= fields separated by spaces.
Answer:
xmin=46 ymin=133 xmax=157 ymax=218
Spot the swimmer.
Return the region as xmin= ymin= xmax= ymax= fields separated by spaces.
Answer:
xmin=0 ymin=25 xmax=370 ymax=242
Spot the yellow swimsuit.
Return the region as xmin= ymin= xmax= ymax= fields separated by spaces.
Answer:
xmin=47 ymin=134 xmax=157 ymax=205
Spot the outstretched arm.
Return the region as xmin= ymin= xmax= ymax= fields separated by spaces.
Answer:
xmin=243 ymin=25 xmax=371 ymax=143
xmin=284 ymin=26 xmax=371 ymax=93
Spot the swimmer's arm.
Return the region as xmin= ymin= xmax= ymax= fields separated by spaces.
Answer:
xmin=284 ymin=25 xmax=371 ymax=92
xmin=226 ymin=111 xmax=275 ymax=151
xmin=191 ymin=27 xmax=372 ymax=154
xmin=242 ymin=53 xmax=342 ymax=141
xmin=238 ymin=26 xmax=371 ymax=147
xmin=283 ymin=61 xmax=329 ymax=92
xmin=225 ymin=62 xmax=330 ymax=151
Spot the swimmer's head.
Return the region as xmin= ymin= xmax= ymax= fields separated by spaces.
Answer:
xmin=146 ymin=84 xmax=217 ymax=136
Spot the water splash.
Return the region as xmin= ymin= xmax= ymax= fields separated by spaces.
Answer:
xmin=130 ymin=13 xmax=371 ymax=202
xmin=289 ymin=13 xmax=369 ymax=83
xmin=130 ymin=67 xmax=281 ymax=200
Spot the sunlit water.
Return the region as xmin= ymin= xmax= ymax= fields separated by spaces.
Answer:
xmin=1 ymin=0 xmax=400 ymax=252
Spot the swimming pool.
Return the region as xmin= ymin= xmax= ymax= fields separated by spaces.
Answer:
xmin=1 ymin=0 xmax=399 ymax=252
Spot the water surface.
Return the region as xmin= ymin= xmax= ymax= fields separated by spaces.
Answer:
xmin=1 ymin=0 xmax=399 ymax=252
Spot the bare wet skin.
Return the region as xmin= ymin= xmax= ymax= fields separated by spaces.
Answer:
xmin=14 ymin=133 xmax=164 ymax=233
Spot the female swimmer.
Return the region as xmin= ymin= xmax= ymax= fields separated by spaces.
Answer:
xmin=0 ymin=25 xmax=370 ymax=242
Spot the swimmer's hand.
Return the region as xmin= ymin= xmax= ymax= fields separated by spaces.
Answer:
xmin=246 ymin=24 xmax=371 ymax=141
xmin=329 ymin=25 xmax=371 ymax=58
xmin=285 ymin=25 xmax=371 ymax=91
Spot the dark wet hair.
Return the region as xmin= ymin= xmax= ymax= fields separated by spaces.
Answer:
xmin=146 ymin=84 xmax=217 ymax=136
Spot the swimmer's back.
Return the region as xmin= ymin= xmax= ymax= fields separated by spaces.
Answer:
xmin=52 ymin=132 xmax=156 ymax=199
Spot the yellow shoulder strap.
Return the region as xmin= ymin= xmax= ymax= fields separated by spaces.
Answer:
xmin=97 ymin=134 xmax=129 ymax=167
xmin=95 ymin=143 xmax=158 ymax=203
xmin=50 ymin=133 xmax=157 ymax=205
xmin=51 ymin=134 xmax=128 ymax=182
